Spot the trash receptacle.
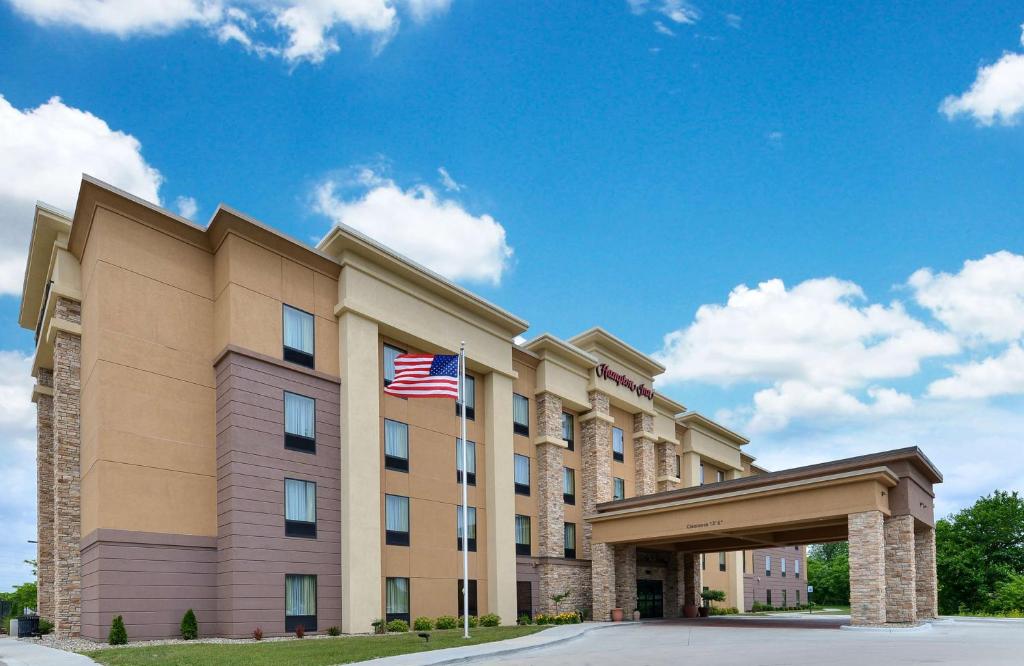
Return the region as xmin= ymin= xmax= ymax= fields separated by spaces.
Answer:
xmin=17 ymin=614 xmax=39 ymax=638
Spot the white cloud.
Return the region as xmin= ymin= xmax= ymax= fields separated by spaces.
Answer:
xmin=313 ymin=168 xmax=512 ymax=285
xmin=746 ymin=381 xmax=913 ymax=433
xmin=724 ymin=13 xmax=741 ymax=29
xmin=910 ymin=251 xmax=1024 ymax=344
xmin=653 ymin=20 xmax=674 ymax=37
xmin=766 ymin=130 xmax=783 ymax=147
xmin=6 ymin=0 xmax=452 ymax=65
xmin=940 ymin=24 xmax=1024 ymax=126
xmin=0 ymin=94 xmax=163 ymax=295
xmin=437 ymin=166 xmax=462 ymax=192
xmin=0 ymin=351 xmax=41 ymax=589
xmin=928 ymin=344 xmax=1024 ymax=399
xmin=627 ymin=0 xmax=699 ymax=25
xmin=175 ymin=195 xmax=198 ymax=219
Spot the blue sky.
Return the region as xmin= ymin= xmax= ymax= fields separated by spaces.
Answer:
xmin=1 ymin=1 xmax=1024 ymax=588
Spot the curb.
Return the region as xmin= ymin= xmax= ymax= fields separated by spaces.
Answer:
xmin=840 ymin=622 xmax=932 ymax=634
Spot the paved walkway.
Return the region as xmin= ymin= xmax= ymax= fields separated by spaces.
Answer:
xmin=0 ymin=638 xmax=95 ymax=666
xmin=476 ymin=616 xmax=1024 ymax=665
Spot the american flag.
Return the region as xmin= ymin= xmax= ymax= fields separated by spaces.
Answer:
xmin=385 ymin=354 xmax=460 ymax=399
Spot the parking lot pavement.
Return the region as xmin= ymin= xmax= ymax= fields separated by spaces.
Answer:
xmin=0 ymin=638 xmax=96 ymax=666
xmin=478 ymin=616 xmax=1024 ymax=665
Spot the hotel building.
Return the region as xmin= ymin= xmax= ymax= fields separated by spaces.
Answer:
xmin=21 ymin=177 xmax=937 ymax=640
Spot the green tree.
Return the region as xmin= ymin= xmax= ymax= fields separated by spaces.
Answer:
xmin=936 ymin=491 xmax=1024 ymax=614
xmin=991 ymin=574 xmax=1024 ymax=613
xmin=807 ymin=542 xmax=849 ymax=605
xmin=180 ymin=608 xmax=198 ymax=640
xmin=0 ymin=581 xmax=39 ymax=620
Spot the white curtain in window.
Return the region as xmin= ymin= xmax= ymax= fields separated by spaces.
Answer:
xmin=385 ymin=420 xmax=409 ymax=459
xmin=612 ymin=427 xmax=624 ymax=454
xmin=782 ymin=558 xmax=787 ymax=573
xmin=386 ymin=578 xmax=409 ymax=614
xmin=514 ymin=454 xmax=530 ymax=484
xmin=463 ymin=375 xmax=475 ymax=409
xmin=456 ymin=439 xmax=476 ymax=473
xmin=513 ymin=394 xmax=529 ymax=426
xmin=458 ymin=506 xmax=477 ymax=539
xmin=284 ymin=392 xmax=315 ymax=438
xmin=765 ymin=556 xmax=771 ymax=572
xmin=515 ymin=515 xmax=531 ymax=545
xmin=384 ymin=345 xmax=403 ymax=382
xmin=386 ymin=495 xmax=409 ymax=532
xmin=285 ymin=479 xmax=315 ymax=522
xmin=561 ymin=413 xmax=572 ymax=441
xmin=563 ymin=467 xmax=574 ymax=495
xmin=283 ymin=306 xmax=314 ymax=353
xmin=614 ymin=478 xmax=624 ymax=499
xmin=564 ymin=522 xmax=575 ymax=549
xmin=285 ymin=574 xmax=316 ymax=616
xmin=795 ymin=559 xmax=800 ymax=574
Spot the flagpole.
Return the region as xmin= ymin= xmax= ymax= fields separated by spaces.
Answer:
xmin=459 ymin=341 xmax=470 ymax=639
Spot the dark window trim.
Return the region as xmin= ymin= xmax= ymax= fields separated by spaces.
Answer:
xmin=285 ymin=520 xmax=317 ymax=539
xmin=385 ymin=455 xmax=409 ymax=472
xmin=457 ymin=537 xmax=478 ymax=552
xmin=285 ymin=614 xmax=317 ymax=633
xmin=613 ymin=451 xmax=624 ymax=463
xmin=516 ymin=543 xmax=531 ymax=557
xmin=563 ymin=492 xmax=575 ymax=505
xmin=515 ymin=483 xmax=530 ymax=496
xmin=383 ymin=343 xmax=406 ymax=387
xmin=385 ymin=612 xmax=410 ymax=623
xmin=386 ymin=530 xmax=410 ymax=547
xmin=719 ymin=562 xmax=726 ymax=572
xmin=285 ymin=433 xmax=317 ymax=454
xmin=513 ymin=422 xmax=530 ymax=437
xmin=564 ymin=548 xmax=576 ymax=559
xmin=457 ymin=375 xmax=476 ymax=421
xmin=513 ymin=393 xmax=530 ymax=437
xmin=282 ymin=304 xmax=315 ymax=370
xmin=456 ymin=470 xmax=477 ymax=486
xmin=562 ymin=413 xmax=574 ymax=451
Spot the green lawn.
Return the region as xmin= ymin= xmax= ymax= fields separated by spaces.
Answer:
xmin=85 ymin=626 xmax=548 ymax=666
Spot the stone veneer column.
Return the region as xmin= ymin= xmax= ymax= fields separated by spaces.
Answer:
xmin=655 ymin=441 xmax=680 ymax=493
xmin=884 ymin=515 xmax=917 ymax=624
xmin=583 ymin=391 xmax=614 ymax=621
xmin=848 ymin=510 xmax=886 ymax=626
xmin=52 ymin=297 xmax=82 ymax=638
xmin=534 ymin=392 xmax=566 ymax=558
xmin=663 ymin=552 xmax=680 ymax=617
xmin=614 ymin=545 xmax=637 ymax=615
xmin=681 ymin=552 xmax=700 ymax=610
xmin=914 ymin=524 xmax=938 ymax=619
xmin=631 ymin=413 xmax=656 ymax=496
xmin=35 ymin=368 xmax=55 ymax=621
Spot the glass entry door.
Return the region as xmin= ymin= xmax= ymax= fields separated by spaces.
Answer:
xmin=636 ymin=579 xmax=664 ymax=618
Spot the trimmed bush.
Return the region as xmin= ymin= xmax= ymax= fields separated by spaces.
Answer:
xmin=371 ymin=619 xmax=386 ymax=634
xmin=327 ymin=626 xmax=341 ymax=636
xmin=180 ymin=609 xmax=198 ymax=640
xmin=386 ymin=619 xmax=409 ymax=633
xmin=37 ymin=619 xmax=53 ymax=635
xmin=517 ymin=614 xmax=532 ymax=625
xmin=434 ymin=615 xmax=458 ymax=630
xmin=479 ymin=613 xmax=500 ymax=627
xmin=295 ymin=624 xmax=306 ymax=638
xmin=709 ymin=606 xmax=739 ymax=616
xmin=750 ymin=601 xmax=773 ymax=612
xmin=108 ymin=615 xmax=128 ymax=645
xmin=252 ymin=627 xmax=263 ymax=641
xmin=458 ymin=615 xmax=479 ymax=628
xmin=413 ymin=617 xmax=433 ymax=631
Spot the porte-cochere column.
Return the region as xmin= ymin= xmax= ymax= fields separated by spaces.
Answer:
xmin=848 ymin=510 xmax=886 ymax=625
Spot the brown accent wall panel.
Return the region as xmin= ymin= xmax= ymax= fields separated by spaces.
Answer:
xmin=215 ymin=350 xmax=342 ymax=637
xmin=80 ymin=530 xmax=217 ymax=641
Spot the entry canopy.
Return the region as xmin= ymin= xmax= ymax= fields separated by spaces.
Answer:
xmin=589 ymin=447 xmax=942 ymax=553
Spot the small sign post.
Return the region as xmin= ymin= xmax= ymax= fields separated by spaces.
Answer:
xmin=807 ymin=585 xmax=814 ymax=614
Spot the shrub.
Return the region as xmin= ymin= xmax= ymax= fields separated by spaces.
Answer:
xmin=434 ymin=615 xmax=458 ymax=630
xmin=709 ymin=606 xmax=739 ymax=616
xmin=517 ymin=614 xmax=532 ymax=625
xmin=479 ymin=613 xmax=500 ymax=627
xmin=991 ymin=574 xmax=1024 ymax=614
xmin=386 ymin=619 xmax=409 ymax=633
xmin=37 ymin=619 xmax=53 ymax=635
xmin=295 ymin=624 xmax=305 ymax=639
xmin=180 ymin=609 xmax=198 ymax=640
xmin=252 ymin=627 xmax=263 ymax=641
xmin=457 ymin=615 xmax=479 ymax=628
xmin=700 ymin=589 xmax=727 ymax=608
xmin=750 ymin=601 xmax=773 ymax=613
xmin=534 ymin=613 xmax=549 ymax=625
xmin=108 ymin=615 xmax=128 ymax=645
xmin=327 ymin=626 xmax=341 ymax=636
xmin=413 ymin=617 xmax=433 ymax=631
xmin=371 ymin=618 xmax=386 ymax=634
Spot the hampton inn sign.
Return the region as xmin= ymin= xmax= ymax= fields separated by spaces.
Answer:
xmin=595 ymin=363 xmax=655 ymax=401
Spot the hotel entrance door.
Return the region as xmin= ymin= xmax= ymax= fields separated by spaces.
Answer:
xmin=636 ymin=579 xmax=664 ymax=618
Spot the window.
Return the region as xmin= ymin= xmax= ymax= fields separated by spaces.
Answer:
xmin=563 ymin=467 xmax=575 ymax=505
xmin=457 ymin=579 xmax=478 ymax=617
xmin=783 ymin=589 xmax=788 ymax=607
xmin=612 ymin=427 xmax=624 ymax=462
xmin=384 ymin=419 xmax=409 ymax=472
xmin=517 ymin=581 xmax=533 ymax=620
xmin=782 ymin=558 xmax=787 ymax=578
xmin=456 ymin=439 xmax=477 ymax=485
xmin=283 ymin=305 xmax=314 ymax=369
xmin=284 ymin=479 xmax=316 ymax=538
xmin=515 ymin=515 xmax=531 ymax=556
xmin=765 ymin=555 xmax=772 ymax=576
xmin=383 ymin=344 xmax=405 ymax=386
xmin=562 ymin=413 xmax=574 ymax=451
xmin=457 ymin=506 xmax=477 ymax=551
xmin=716 ymin=470 xmax=724 ymax=483
xmin=701 ymin=554 xmax=706 ymax=571
xmin=386 ymin=577 xmax=410 ymax=622
xmin=457 ymin=375 xmax=475 ymax=420
xmin=766 ymin=589 xmax=772 ymax=605
xmin=796 ymin=589 xmax=801 ymax=604
xmin=385 ymin=494 xmax=410 ymax=546
xmin=613 ymin=477 xmax=625 ymax=500
xmin=514 ymin=454 xmax=531 ymax=495
xmin=700 ymin=462 xmax=705 ymax=485
xmin=285 ymin=574 xmax=317 ymax=632
xmin=564 ymin=522 xmax=576 ymax=559
xmin=675 ymin=455 xmax=681 ymax=478
xmin=513 ymin=394 xmax=529 ymax=436
xmin=795 ymin=558 xmax=801 ymax=579
xmin=719 ymin=552 xmax=727 ymax=572
xmin=284 ymin=392 xmax=316 ymax=453
xmin=743 ymin=551 xmax=747 ymax=573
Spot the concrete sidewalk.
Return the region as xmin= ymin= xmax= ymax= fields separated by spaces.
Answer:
xmin=0 ymin=638 xmax=95 ymax=666
xmin=356 ymin=622 xmax=634 ymax=666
